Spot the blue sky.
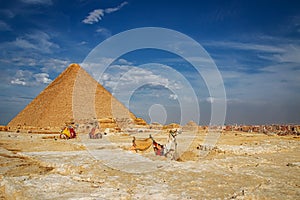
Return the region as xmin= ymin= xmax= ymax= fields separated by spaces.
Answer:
xmin=0 ymin=0 xmax=300 ymax=125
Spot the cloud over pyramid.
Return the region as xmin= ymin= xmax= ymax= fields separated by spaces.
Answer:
xmin=8 ymin=63 xmax=140 ymax=129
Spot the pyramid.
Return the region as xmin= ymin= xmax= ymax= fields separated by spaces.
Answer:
xmin=8 ymin=63 xmax=142 ymax=130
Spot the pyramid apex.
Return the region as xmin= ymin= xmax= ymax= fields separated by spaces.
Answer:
xmin=60 ymin=63 xmax=81 ymax=75
xmin=68 ymin=63 xmax=81 ymax=69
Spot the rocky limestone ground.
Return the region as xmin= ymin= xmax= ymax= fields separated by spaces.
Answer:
xmin=0 ymin=130 xmax=299 ymax=199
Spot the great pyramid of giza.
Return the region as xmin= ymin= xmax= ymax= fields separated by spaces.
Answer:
xmin=8 ymin=63 xmax=145 ymax=130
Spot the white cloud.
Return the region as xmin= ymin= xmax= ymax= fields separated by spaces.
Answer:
xmin=273 ymin=44 xmax=300 ymax=63
xmin=204 ymin=41 xmax=285 ymax=53
xmin=206 ymin=36 xmax=300 ymax=106
xmin=12 ymin=57 xmax=38 ymax=66
xmin=117 ymin=58 xmax=132 ymax=65
xmin=13 ymin=38 xmax=37 ymax=49
xmin=99 ymin=64 xmax=185 ymax=104
xmin=0 ymin=20 xmax=11 ymax=31
xmin=96 ymin=27 xmax=112 ymax=38
xmin=80 ymin=57 xmax=115 ymax=80
xmin=10 ymin=70 xmax=52 ymax=86
xmin=10 ymin=78 xmax=27 ymax=86
xmin=181 ymin=96 xmax=195 ymax=103
xmin=105 ymin=1 xmax=128 ymax=14
xmin=221 ymin=61 xmax=300 ymax=104
xmin=206 ymin=97 xmax=214 ymax=103
xmin=103 ymin=66 xmax=169 ymax=89
xmin=26 ymin=31 xmax=59 ymax=53
xmin=41 ymin=58 xmax=70 ymax=73
xmin=0 ymin=9 xmax=15 ymax=18
xmin=80 ymin=60 xmax=184 ymax=93
xmin=81 ymin=61 xmax=190 ymax=104
xmin=78 ymin=41 xmax=87 ymax=45
xmin=255 ymin=44 xmax=300 ymax=64
xmin=82 ymin=9 xmax=105 ymax=24
xmin=169 ymin=94 xmax=178 ymax=100
xmin=21 ymin=0 xmax=52 ymax=5
xmin=10 ymin=70 xmax=31 ymax=86
xmin=82 ymin=1 xmax=128 ymax=24
xmin=33 ymin=73 xmax=52 ymax=84
xmin=5 ymin=30 xmax=60 ymax=53
xmin=0 ymin=56 xmax=69 ymax=74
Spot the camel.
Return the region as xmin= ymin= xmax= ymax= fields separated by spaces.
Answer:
xmin=130 ymin=136 xmax=153 ymax=152
xmin=130 ymin=129 xmax=182 ymax=160
xmin=163 ymin=129 xmax=181 ymax=160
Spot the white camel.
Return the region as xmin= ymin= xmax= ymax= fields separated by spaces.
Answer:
xmin=151 ymin=129 xmax=182 ymax=160
xmin=164 ymin=129 xmax=181 ymax=160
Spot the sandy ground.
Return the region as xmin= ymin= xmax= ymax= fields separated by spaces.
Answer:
xmin=0 ymin=130 xmax=299 ymax=199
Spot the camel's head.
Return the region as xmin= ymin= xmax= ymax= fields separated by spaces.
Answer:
xmin=169 ymin=128 xmax=182 ymax=138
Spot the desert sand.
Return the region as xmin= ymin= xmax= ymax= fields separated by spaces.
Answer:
xmin=0 ymin=130 xmax=299 ymax=199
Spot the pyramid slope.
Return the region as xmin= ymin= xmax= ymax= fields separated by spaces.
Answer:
xmin=8 ymin=63 xmax=137 ymax=129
